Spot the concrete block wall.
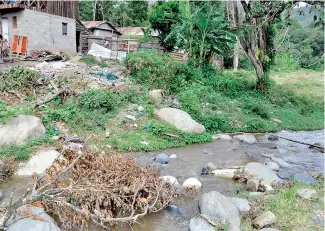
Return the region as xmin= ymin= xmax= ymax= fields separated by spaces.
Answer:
xmin=2 ymin=9 xmax=76 ymax=54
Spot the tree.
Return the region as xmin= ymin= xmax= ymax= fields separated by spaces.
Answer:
xmin=233 ymin=1 xmax=290 ymax=90
xmin=128 ymin=1 xmax=149 ymax=26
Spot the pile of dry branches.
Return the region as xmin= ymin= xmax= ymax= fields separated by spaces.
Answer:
xmin=0 ymin=159 xmax=17 ymax=182
xmin=0 ymin=147 xmax=174 ymax=230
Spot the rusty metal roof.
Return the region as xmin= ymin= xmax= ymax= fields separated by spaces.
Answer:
xmin=82 ymin=21 xmax=121 ymax=35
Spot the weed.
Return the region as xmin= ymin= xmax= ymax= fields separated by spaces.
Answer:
xmin=80 ymin=56 xmax=109 ymax=67
xmin=78 ymin=89 xmax=119 ymax=112
xmin=0 ymin=100 xmax=34 ymax=124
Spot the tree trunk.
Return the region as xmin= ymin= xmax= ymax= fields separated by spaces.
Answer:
xmin=92 ymin=0 xmax=97 ymax=21
xmin=233 ymin=38 xmax=239 ymax=71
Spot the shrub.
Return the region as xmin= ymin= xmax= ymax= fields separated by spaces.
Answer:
xmin=80 ymin=56 xmax=108 ymax=67
xmin=78 ymin=89 xmax=119 ymax=112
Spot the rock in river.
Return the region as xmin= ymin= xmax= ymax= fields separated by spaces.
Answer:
xmin=7 ymin=205 xmax=61 ymax=231
xmin=155 ymin=153 xmax=169 ymax=164
xmin=199 ymin=191 xmax=240 ymax=230
xmin=265 ymin=161 xmax=280 ymax=171
xmin=0 ymin=115 xmax=46 ymax=146
xmin=244 ymin=162 xmax=279 ymax=184
xmin=189 ymin=217 xmax=215 ymax=231
xmin=233 ymin=134 xmax=257 ymax=144
xmin=155 ymin=108 xmax=205 ymax=134
xmin=252 ymin=211 xmax=276 ymax=228
xmin=16 ymin=149 xmax=60 ymax=176
xmin=270 ymin=157 xmax=290 ymax=168
xmin=183 ymin=177 xmax=202 ymax=189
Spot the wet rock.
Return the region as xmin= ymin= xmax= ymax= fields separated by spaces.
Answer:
xmin=296 ymin=188 xmax=318 ymax=200
xmin=261 ymin=143 xmax=277 ymax=149
xmin=252 ymin=211 xmax=276 ymax=228
xmin=7 ymin=205 xmax=61 ymax=231
xmin=270 ymin=157 xmax=290 ymax=168
xmin=201 ymin=167 xmax=210 ymax=176
xmin=155 ymin=108 xmax=205 ymax=134
xmin=0 ymin=115 xmax=46 ymax=146
xmin=276 ymin=170 xmax=293 ymax=179
xmin=268 ymin=135 xmax=279 ymax=141
xmin=247 ymin=179 xmax=259 ymax=192
xmin=189 ymin=217 xmax=215 ymax=231
xmin=169 ymin=154 xmax=177 ymax=159
xmin=212 ymin=134 xmax=232 ymax=140
xmin=160 ymin=176 xmax=179 ymax=186
xmin=155 ymin=153 xmax=169 ymax=164
xmin=166 ymin=205 xmax=181 ymax=217
xmin=199 ymin=191 xmax=240 ymax=230
xmin=16 ymin=149 xmax=60 ymax=176
xmin=212 ymin=169 xmax=237 ymax=178
xmin=265 ymin=161 xmax=279 ymax=171
xmin=293 ymin=172 xmax=317 ymax=185
xmin=244 ymin=162 xmax=279 ymax=183
xmin=233 ymin=134 xmax=257 ymax=144
xmin=231 ymin=197 xmax=251 ymax=215
xmin=149 ymin=89 xmax=163 ymax=106
xmin=310 ymin=142 xmax=325 ymax=153
xmin=183 ymin=177 xmax=202 ymax=189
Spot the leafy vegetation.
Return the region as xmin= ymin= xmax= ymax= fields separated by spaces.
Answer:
xmin=80 ymin=56 xmax=109 ymax=67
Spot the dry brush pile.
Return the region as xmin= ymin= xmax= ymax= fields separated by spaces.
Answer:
xmin=0 ymin=146 xmax=175 ymax=230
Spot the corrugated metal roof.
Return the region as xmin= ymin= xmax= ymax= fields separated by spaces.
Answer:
xmin=82 ymin=21 xmax=106 ymax=29
xmin=117 ymin=27 xmax=158 ymax=37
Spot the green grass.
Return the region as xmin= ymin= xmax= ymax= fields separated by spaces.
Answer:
xmin=80 ymin=56 xmax=109 ymax=68
xmin=236 ymin=181 xmax=324 ymax=231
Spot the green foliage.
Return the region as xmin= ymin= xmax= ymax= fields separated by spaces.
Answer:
xmin=149 ymin=1 xmax=180 ymax=51
xmin=126 ymin=51 xmax=202 ymax=93
xmin=78 ymin=89 xmax=118 ymax=112
xmin=0 ymin=101 xmax=33 ymax=124
xmin=0 ymin=67 xmax=40 ymax=92
xmin=80 ymin=56 xmax=108 ymax=67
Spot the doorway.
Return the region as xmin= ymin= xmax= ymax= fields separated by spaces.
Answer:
xmin=76 ymin=31 xmax=81 ymax=52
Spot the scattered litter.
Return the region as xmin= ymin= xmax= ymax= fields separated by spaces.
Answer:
xmin=91 ymin=71 xmax=118 ymax=81
xmin=125 ymin=115 xmax=136 ymax=121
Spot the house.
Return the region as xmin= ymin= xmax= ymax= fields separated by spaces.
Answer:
xmin=82 ymin=21 xmax=121 ymax=38
xmin=117 ymin=27 xmax=159 ymax=41
xmin=0 ymin=0 xmax=79 ymax=54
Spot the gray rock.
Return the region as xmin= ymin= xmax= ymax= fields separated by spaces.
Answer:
xmin=0 ymin=115 xmax=46 ymax=146
xmin=293 ymin=172 xmax=317 ymax=185
xmin=268 ymin=135 xmax=279 ymax=141
xmin=155 ymin=108 xmax=205 ymax=134
xmin=7 ymin=205 xmax=61 ymax=231
xmin=183 ymin=178 xmax=202 ymax=189
xmin=276 ymin=170 xmax=293 ymax=179
xmin=270 ymin=157 xmax=290 ymax=168
xmin=189 ymin=217 xmax=215 ymax=231
xmin=265 ymin=162 xmax=280 ymax=171
xmin=244 ymin=162 xmax=279 ymax=183
xmin=16 ymin=149 xmax=60 ymax=176
xmin=296 ymin=188 xmax=318 ymax=200
xmin=261 ymin=143 xmax=277 ymax=149
xmin=0 ymin=190 xmax=3 ymax=201
xmin=149 ymin=89 xmax=163 ymax=106
xmin=155 ymin=153 xmax=169 ymax=164
xmin=247 ymin=179 xmax=259 ymax=192
xmin=166 ymin=205 xmax=181 ymax=217
xmin=205 ymin=162 xmax=216 ymax=171
xmin=252 ymin=211 xmax=276 ymax=228
xmin=169 ymin=154 xmax=177 ymax=159
xmin=233 ymin=134 xmax=257 ymax=144
xmin=199 ymin=191 xmax=240 ymax=230
xmin=231 ymin=197 xmax=251 ymax=215
xmin=212 ymin=134 xmax=232 ymax=140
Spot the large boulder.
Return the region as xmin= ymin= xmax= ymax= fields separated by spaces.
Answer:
xmin=189 ymin=217 xmax=215 ymax=231
xmin=7 ymin=205 xmax=61 ymax=231
xmin=244 ymin=162 xmax=279 ymax=184
xmin=0 ymin=115 xmax=46 ymax=146
xmin=155 ymin=108 xmax=205 ymax=134
xmin=16 ymin=149 xmax=60 ymax=176
xmin=199 ymin=191 xmax=240 ymax=230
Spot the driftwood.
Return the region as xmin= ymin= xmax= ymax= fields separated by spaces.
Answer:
xmin=34 ymin=87 xmax=69 ymax=108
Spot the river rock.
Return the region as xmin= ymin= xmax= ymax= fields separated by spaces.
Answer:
xmin=296 ymin=188 xmax=318 ymax=200
xmin=261 ymin=143 xmax=277 ymax=149
xmin=7 ymin=205 xmax=61 ymax=231
xmin=265 ymin=161 xmax=280 ymax=171
xmin=276 ymin=170 xmax=293 ymax=179
xmin=0 ymin=115 xmax=46 ymax=146
xmin=270 ymin=157 xmax=290 ymax=168
xmin=233 ymin=134 xmax=257 ymax=144
xmin=268 ymin=135 xmax=279 ymax=141
xmin=244 ymin=162 xmax=279 ymax=184
xmin=149 ymin=89 xmax=163 ymax=106
xmin=212 ymin=134 xmax=232 ymax=140
xmin=16 ymin=149 xmax=60 ymax=176
xmin=212 ymin=169 xmax=237 ymax=178
xmin=199 ymin=191 xmax=240 ymax=230
xmin=205 ymin=162 xmax=216 ymax=170
xmin=252 ymin=211 xmax=276 ymax=228
xmin=293 ymin=172 xmax=317 ymax=185
xmin=183 ymin=177 xmax=202 ymax=189
xmin=247 ymin=179 xmax=259 ymax=191
xmin=169 ymin=154 xmax=177 ymax=159
xmin=231 ymin=197 xmax=251 ymax=215
xmin=166 ymin=205 xmax=181 ymax=217
xmin=160 ymin=176 xmax=179 ymax=186
xmin=155 ymin=153 xmax=169 ymax=164
xmin=189 ymin=217 xmax=215 ymax=231
xmin=155 ymin=108 xmax=206 ymax=134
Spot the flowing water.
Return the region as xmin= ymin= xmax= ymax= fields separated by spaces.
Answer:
xmin=1 ymin=130 xmax=324 ymax=231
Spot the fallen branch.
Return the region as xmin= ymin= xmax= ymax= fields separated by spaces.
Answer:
xmin=34 ymin=87 xmax=69 ymax=108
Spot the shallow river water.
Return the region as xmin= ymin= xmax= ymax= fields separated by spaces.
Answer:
xmin=1 ymin=130 xmax=324 ymax=231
